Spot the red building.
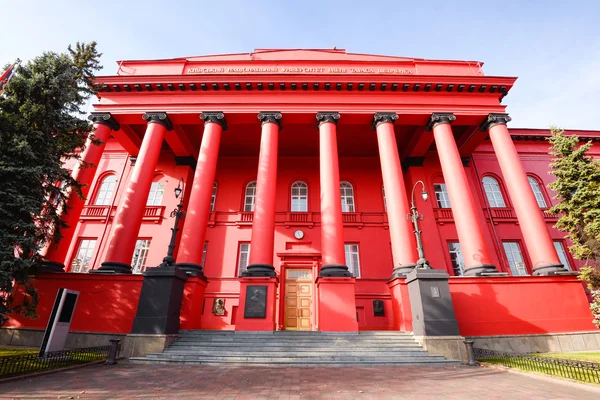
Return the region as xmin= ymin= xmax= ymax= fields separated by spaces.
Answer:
xmin=4 ymin=49 xmax=599 ymax=361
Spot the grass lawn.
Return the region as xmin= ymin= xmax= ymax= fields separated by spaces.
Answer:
xmin=538 ymin=352 xmax=600 ymax=363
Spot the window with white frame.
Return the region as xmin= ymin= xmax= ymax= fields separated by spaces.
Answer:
xmin=291 ymin=181 xmax=308 ymax=212
xmin=433 ymin=183 xmax=451 ymax=208
xmin=202 ymin=242 xmax=208 ymax=266
xmin=238 ymin=243 xmax=251 ymax=276
xmin=131 ymin=239 xmax=151 ymax=274
xmin=244 ymin=181 xmax=257 ymax=212
xmin=503 ymin=241 xmax=527 ymax=276
xmin=447 ymin=242 xmax=465 ymax=276
xmin=147 ymin=181 xmax=165 ymax=206
xmin=210 ymin=182 xmax=217 ymax=212
xmin=94 ymin=175 xmax=117 ymax=205
xmin=71 ymin=239 xmax=97 ymax=273
xmin=553 ymin=241 xmax=572 ymax=271
xmin=345 ymin=244 xmax=361 ymax=278
xmin=340 ymin=181 xmax=355 ymax=212
xmin=482 ymin=176 xmax=506 ymax=208
xmin=528 ymin=176 xmax=547 ymax=208
xmin=382 ymin=186 xmax=387 ymax=212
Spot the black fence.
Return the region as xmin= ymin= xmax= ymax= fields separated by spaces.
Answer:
xmin=0 ymin=346 xmax=110 ymax=379
xmin=474 ymin=348 xmax=600 ymax=384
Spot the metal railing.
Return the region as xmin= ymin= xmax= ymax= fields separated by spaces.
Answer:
xmin=0 ymin=345 xmax=110 ymax=379
xmin=474 ymin=348 xmax=600 ymax=384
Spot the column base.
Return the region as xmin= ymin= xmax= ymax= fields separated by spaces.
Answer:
xmin=93 ymin=261 xmax=133 ymax=274
xmin=532 ymin=263 xmax=569 ymax=276
xmin=243 ymin=263 xmax=277 ymax=277
xmin=390 ymin=264 xmax=417 ymax=279
xmin=131 ymin=266 xmax=188 ymax=335
xmin=317 ymin=277 xmax=358 ymax=331
xmin=319 ymin=264 xmax=352 ymax=277
xmin=463 ymin=264 xmax=503 ymax=276
xmin=175 ymin=262 xmax=207 ymax=279
xmin=235 ymin=277 xmax=278 ymax=331
xmin=387 ymin=277 xmax=412 ymax=331
xmin=37 ymin=260 xmax=65 ymax=273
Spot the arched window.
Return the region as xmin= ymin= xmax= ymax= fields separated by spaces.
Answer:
xmin=94 ymin=175 xmax=117 ymax=205
xmin=244 ymin=181 xmax=257 ymax=212
xmin=528 ymin=176 xmax=547 ymax=208
xmin=291 ymin=181 xmax=308 ymax=212
xmin=482 ymin=176 xmax=506 ymax=208
xmin=210 ymin=182 xmax=217 ymax=212
xmin=340 ymin=181 xmax=355 ymax=212
xmin=147 ymin=180 xmax=165 ymax=206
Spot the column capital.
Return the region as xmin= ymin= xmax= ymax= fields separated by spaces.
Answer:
xmin=88 ymin=112 xmax=120 ymax=131
xmin=425 ymin=112 xmax=456 ymax=132
xmin=142 ymin=112 xmax=173 ymax=131
xmin=316 ymin=111 xmax=340 ymax=128
xmin=372 ymin=112 xmax=399 ymax=131
xmin=479 ymin=113 xmax=512 ymax=132
xmin=200 ymin=111 xmax=228 ymax=131
xmin=258 ymin=111 xmax=283 ymax=130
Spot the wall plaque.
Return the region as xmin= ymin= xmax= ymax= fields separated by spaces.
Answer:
xmin=373 ymin=300 xmax=385 ymax=317
xmin=212 ymin=298 xmax=225 ymax=316
xmin=244 ymin=285 xmax=267 ymax=318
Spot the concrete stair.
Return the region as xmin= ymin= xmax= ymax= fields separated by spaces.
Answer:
xmin=129 ymin=331 xmax=459 ymax=366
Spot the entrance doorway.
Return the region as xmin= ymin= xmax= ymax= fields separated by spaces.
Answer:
xmin=284 ymin=268 xmax=313 ymax=330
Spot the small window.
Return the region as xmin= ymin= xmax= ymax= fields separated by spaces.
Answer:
xmin=71 ymin=239 xmax=97 ymax=273
xmin=553 ymin=241 xmax=572 ymax=271
xmin=483 ymin=176 xmax=506 ymax=208
xmin=528 ymin=177 xmax=547 ymax=208
xmin=503 ymin=241 xmax=527 ymax=276
xmin=244 ymin=181 xmax=257 ymax=212
xmin=345 ymin=243 xmax=361 ymax=278
xmin=291 ymin=181 xmax=308 ymax=212
xmin=94 ymin=175 xmax=117 ymax=205
xmin=340 ymin=181 xmax=355 ymax=212
xmin=147 ymin=181 xmax=165 ymax=206
xmin=433 ymin=183 xmax=451 ymax=208
xmin=132 ymin=239 xmax=151 ymax=274
xmin=382 ymin=186 xmax=387 ymax=212
xmin=238 ymin=243 xmax=251 ymax=276
xmin=202 ymin=242 xmax=208 ymax=266
xmin=210 ymin=182 xmax=217 ymax=212
xmin=447 ymin=242 xmax=465 ymax=276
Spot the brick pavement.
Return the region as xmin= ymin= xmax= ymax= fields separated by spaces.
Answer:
xmin=1 ymin=363 xmax=599 ymax=399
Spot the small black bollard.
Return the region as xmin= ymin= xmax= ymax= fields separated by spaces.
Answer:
xmin=463 ymin=340 xmax=479 ymax=366
xmin=105 ymin=339 xmax=120 ymax=365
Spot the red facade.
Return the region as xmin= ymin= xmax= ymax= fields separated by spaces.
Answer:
xmin=14 ymin=49 xmax=598 ymax=335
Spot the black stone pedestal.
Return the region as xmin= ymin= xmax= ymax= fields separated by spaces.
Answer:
xmin=390 ymin=264 xmax=417 ymax=279
xmin=406 ymin=268 xmax=460 ymax=336
xmin=243 ymin=263 xmax=277 ymax=277
xmin=175 ymin=262 xmax=206 ymax=278
xmin=92 ymin=261 xmax=133 ymax=274
xmin=532 ymin=263 xmax=569 ymax=276
xmin=37 ymin=260 xmax=65 ymax=273
xmin=319 ymin=264 xmax=352 ymax=277
xmin=131 ymin=266 xmax=188 ymax=335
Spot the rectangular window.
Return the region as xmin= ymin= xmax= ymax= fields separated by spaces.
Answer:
xmin=503 ymin=241 xmax=527 ymax=276
xmin=447 ymin=242 xmax=465 ymax=276
xmin=71 ymin=239 xmax=97 ymax=273
xmin=553 ymin=241 xmax=572 ymax=271
xmin=147 ymin=181 xmax=165 ymax=206
xmin=433 ymin=183 xmax=451 ymax=208
xmin=202 ymin=242 xmax=208 ymax=267
xmin=238 ymin=243 xmax=251 ymax=277
xmin=131 ymin=239 xmax=151 ymax=274
xmin=345 ymin=244 xmax=361 ymax=278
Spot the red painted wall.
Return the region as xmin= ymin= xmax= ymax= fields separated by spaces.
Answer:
xmin=7 ymin=273 xmax=143 ymax=333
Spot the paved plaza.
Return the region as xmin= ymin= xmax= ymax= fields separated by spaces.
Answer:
xmin=1 ymin=363 xmax=599 ymax=399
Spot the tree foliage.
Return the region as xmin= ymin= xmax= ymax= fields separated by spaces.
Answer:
xmin=0 ymin=42 xmax=102 ymax=325
xmin=548 ymin=127 xmax=600 ymax=326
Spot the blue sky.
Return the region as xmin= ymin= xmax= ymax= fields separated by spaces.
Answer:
xmin=2 ymin=0 xmax=599 ymax=129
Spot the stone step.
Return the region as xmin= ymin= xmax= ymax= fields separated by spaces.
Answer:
xmin=129 ymin=357 xmax=457 ymax=367
xmin=141 ymin=354 xmax=448 ymax=362
xmin=178 ymin=331 xmax=414 ymax=337
xmin=159 ymin=351 xmax=430 ymax=358
xmin=168 ymin=344 xmax=424 ymax=351
xmin=174 ymin=337 xmax=419 ymax=343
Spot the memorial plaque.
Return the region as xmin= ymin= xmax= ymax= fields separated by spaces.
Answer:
xmin=212 ymin=298 xmax=226 ymax=316
xmin=244 ymin=285 xmax=267 ymax=318
xmin=373 ymin=299 xmax=385 ymax=316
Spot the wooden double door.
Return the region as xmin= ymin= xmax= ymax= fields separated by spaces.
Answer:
xmin=284 ymin=268 xmax=313 ymax=330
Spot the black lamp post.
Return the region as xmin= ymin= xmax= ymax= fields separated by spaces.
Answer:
xmin=407 ymin=180 xmax=431 ymax=269
xmin=158 ymin=178 xmax=185 ymax=268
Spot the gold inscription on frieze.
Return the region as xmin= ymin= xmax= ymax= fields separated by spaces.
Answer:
xmin=186 ymin=66 xmax=414 ymax=75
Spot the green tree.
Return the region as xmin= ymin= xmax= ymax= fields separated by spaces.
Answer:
xmin=0 ymin=42 xmax=102 ymax=325
xmin=548 ymin=127 xmax=600 ymax=327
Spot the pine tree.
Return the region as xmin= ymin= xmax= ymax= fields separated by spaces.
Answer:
xmin=0 ymin=42 xmax=102 ymax=325
xmin=548 ymin=127 xmax=600 ymax=326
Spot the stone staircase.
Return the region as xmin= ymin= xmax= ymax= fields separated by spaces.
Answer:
xmin=129 ymin=330 xmax=459 ymax=366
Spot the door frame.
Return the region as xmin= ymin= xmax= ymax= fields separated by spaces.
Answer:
xmin=277 ymin=251 xmax=320 ymax=331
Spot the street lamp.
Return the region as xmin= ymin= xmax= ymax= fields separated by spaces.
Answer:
xmin=407 ymin=180 xmax=431 ymax=269
xmin=158 ymin=178 xmax=185 ymax=268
